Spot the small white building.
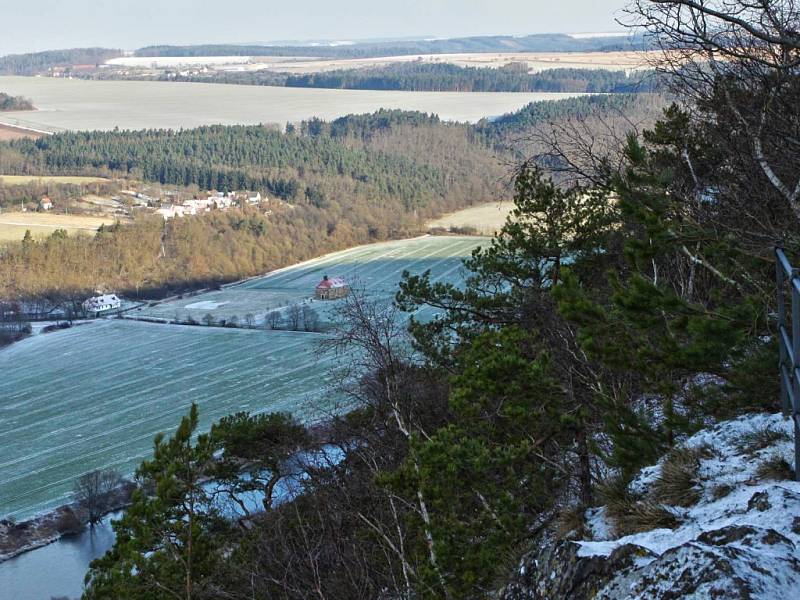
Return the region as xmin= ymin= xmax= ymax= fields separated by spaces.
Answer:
xmin=39 ymin=197 xmax=53 ymax=211
xmin=247 ymin=192 xmax=262 ymax=205
xmin=157 ymin=204 xmax=185 ymax=220
xmin=83 ymin=294 xmax=122 ymax=313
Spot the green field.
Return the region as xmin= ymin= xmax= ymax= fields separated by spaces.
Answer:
xmin=0 ymin=235 xmax=485 ymax=520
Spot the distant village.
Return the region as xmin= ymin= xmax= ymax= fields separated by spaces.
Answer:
xmin=25 ymin=187 xmax=273 ymax=221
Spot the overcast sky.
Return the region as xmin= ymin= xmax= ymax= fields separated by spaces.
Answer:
xmin=0 ymin=0 xmax=628 ymax=55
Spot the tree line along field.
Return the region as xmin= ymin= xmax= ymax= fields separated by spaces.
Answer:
xmin=0 ymin=235 xmax=485 ymax=520
xmin=133 ymin=235 xmax=485 ymax=326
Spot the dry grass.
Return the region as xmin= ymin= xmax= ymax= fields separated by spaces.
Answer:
xmin=0 ymin=123 xmax=42 ymax=141
xmin=554 ymin=504 xmax=588 ymax=540
xmin=0 ymin=175 xmax=109 ymax=186
xmin=0 ymin=212 xmax=115 ymax=241
xmin=737 ymin=426 xmax=791 ymax=455
xmin=427 ymin=202 xmax=514 ymax=236
xmin=652 ymin=446 xmax=710 ymax=508
xmin=599 ymin=474 xmax=683 ymax=537
xmin=755 ymin=454 xmax=795 ymax=481
xmin=711 ymin=483 xmax=733 ymax=501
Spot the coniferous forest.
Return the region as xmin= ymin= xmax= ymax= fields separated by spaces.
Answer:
xmin=124 ymin=63 xmax=656 ymax=94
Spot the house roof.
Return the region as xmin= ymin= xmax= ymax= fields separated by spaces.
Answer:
xmin=316 ymin=276 xmax=348 ymax=290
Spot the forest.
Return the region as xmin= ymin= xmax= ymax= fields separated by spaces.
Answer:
xmin=0 ymin=97 xmax=665 ymax=304
xmin=0 ymin=92 xmax=33 ymax=111
xmin=0 ymin=109 xmax=513 ymax=301
xmin=0 ymin=48 xmax=121 ymax=75
xmin=146 ymin=63 xmax=655 ymax=94
xmin=71 ymin=1 xmax=800 ymax=599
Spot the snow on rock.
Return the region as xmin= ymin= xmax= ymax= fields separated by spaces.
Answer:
xmin=501 ymin=413 xmax=800 ymax=600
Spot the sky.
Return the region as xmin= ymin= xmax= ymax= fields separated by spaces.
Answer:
xmin=0 ymin=0 xmax=628 ymax=56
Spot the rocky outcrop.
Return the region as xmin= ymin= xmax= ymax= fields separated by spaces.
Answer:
xmin=500 ymin=413 xmax=800 ymax=600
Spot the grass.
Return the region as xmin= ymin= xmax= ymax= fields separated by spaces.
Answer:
xmin=554 ymin=504 xmax=588 ymax=540
xmin=599 ymin=475 xmax=682 ymax=537
xmin=737 ymin=425 xmax=791 ymax=455
xmin=427 ymin=202 xmax=514 ymax=236
xmin=0 ymin=212 xmax=115 ymax=241
xmin=755 ymin=454 xmax=795 ymax=481
xmin=0 ymin=175 xmax=109 ymax=185
xmin=651 ymin=446 xmax=710 ymax=508
xmin=0 ymin=320 xmax=340 ymax=520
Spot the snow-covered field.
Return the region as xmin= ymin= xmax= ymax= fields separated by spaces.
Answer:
xmin=134 ymin=235 xmax=485 ymax=324
xmin=0 ymin=76 xmax=589 ymax=131
xmin=0 ymin=236 xmax=484 ymax=520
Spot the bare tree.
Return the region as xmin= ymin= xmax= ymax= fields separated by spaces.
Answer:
xmin=244 ymin=313 xmax=255 ymax=328
xmin=302 ymin=305 xmax=320 ymax=332
xmin=324 ymin=289 xmax=450 ymax=598
xmin=73 ymin=469 xmax=122 ymax=525
xmin=266 ymin=310 xmax=283 ymax=330
xmin=287 ymin=304 xmax=302 ymax=331
xmin=202 ymin=312 xmax=215 ymax=327
xmin=624 ymin=0 xmax=800 ymax=224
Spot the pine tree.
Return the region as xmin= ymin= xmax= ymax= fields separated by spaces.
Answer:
xmin=84 ymin=404 xmax=219 ymax=600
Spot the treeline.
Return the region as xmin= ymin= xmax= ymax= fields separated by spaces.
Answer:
xmin=0 ymin=92 xmax=33 ymax=111
xmin=157 ymin=63 xmax=655 ymax=94
xmin=134 ymin=32 xmax=646 ymax=59
xmin=0 ymin=200 xmax=424 ymax=302
xmin=0 ymin=48 xmax=121 ymax=75
xmin=284 ymin=64 xmax=654 ymax=93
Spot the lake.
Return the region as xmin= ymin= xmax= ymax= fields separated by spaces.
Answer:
xmin=0 ymin=76 xmax=588 ymax=131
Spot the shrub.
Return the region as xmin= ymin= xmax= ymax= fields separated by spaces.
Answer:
xmin=55 ymin=508 xmax=83 ymax=536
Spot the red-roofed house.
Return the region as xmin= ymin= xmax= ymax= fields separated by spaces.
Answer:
xmin=315 ymin=275 xmax=349 ymax=300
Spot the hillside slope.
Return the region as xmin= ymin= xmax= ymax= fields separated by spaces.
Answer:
xmin=502 ymin=413 xmax=800 ymax=599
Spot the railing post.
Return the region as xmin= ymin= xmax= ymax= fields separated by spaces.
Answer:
xmin=777 ymin=248 xmax=790 ymax=414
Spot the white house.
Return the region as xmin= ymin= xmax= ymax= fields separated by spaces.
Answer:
xmin=247 ymin=192 xmax=262 ymax=205
xmin=157 ymin=204 xmax=185 ymax=220
xmin=39 ymin=197 xmax=53 ymax=211
xmin=83 ymin=294 xmax=122 ymax=313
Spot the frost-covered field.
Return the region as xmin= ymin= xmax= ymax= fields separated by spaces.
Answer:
xmin=134 ymin=235 xmax=486 ymax=324
xmin=0 ymin=76 xmax=588 ymax=131
xmin=0 ymin=236 xmax=485 ymax=520
xmin=0 ymin=323 xmax=342 ymax=519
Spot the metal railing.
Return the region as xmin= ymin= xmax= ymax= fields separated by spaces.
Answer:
xmin=775 ymin=246 xmax=800 ymax=481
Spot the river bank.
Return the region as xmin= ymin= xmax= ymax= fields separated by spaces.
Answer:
xmin=0 ymin=481 xmax=134 ymax=563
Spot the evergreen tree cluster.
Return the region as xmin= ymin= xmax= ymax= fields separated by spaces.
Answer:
xmin=142 ymin=64 xmax=656 ymax=94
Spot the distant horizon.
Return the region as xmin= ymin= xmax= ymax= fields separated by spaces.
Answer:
xmin=0 ymin=30 xmax=634 ymax=58
xmin=0 ymin=0 xmax=628 ymax=56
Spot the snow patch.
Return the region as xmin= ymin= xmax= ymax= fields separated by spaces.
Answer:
xmin=184 ymin=301 xmax=229 ymax=310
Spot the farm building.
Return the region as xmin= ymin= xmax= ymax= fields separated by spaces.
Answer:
xmin=315 ymin=275 xmax=349 ymax=300
xmin=83 ymin=294 xmax=121 ymax=313
xmin=39 ymin=197 xmax=53 ymax=211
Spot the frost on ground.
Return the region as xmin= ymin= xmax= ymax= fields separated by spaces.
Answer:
xmin=502 ymin=413 xmax=800 ymax=600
